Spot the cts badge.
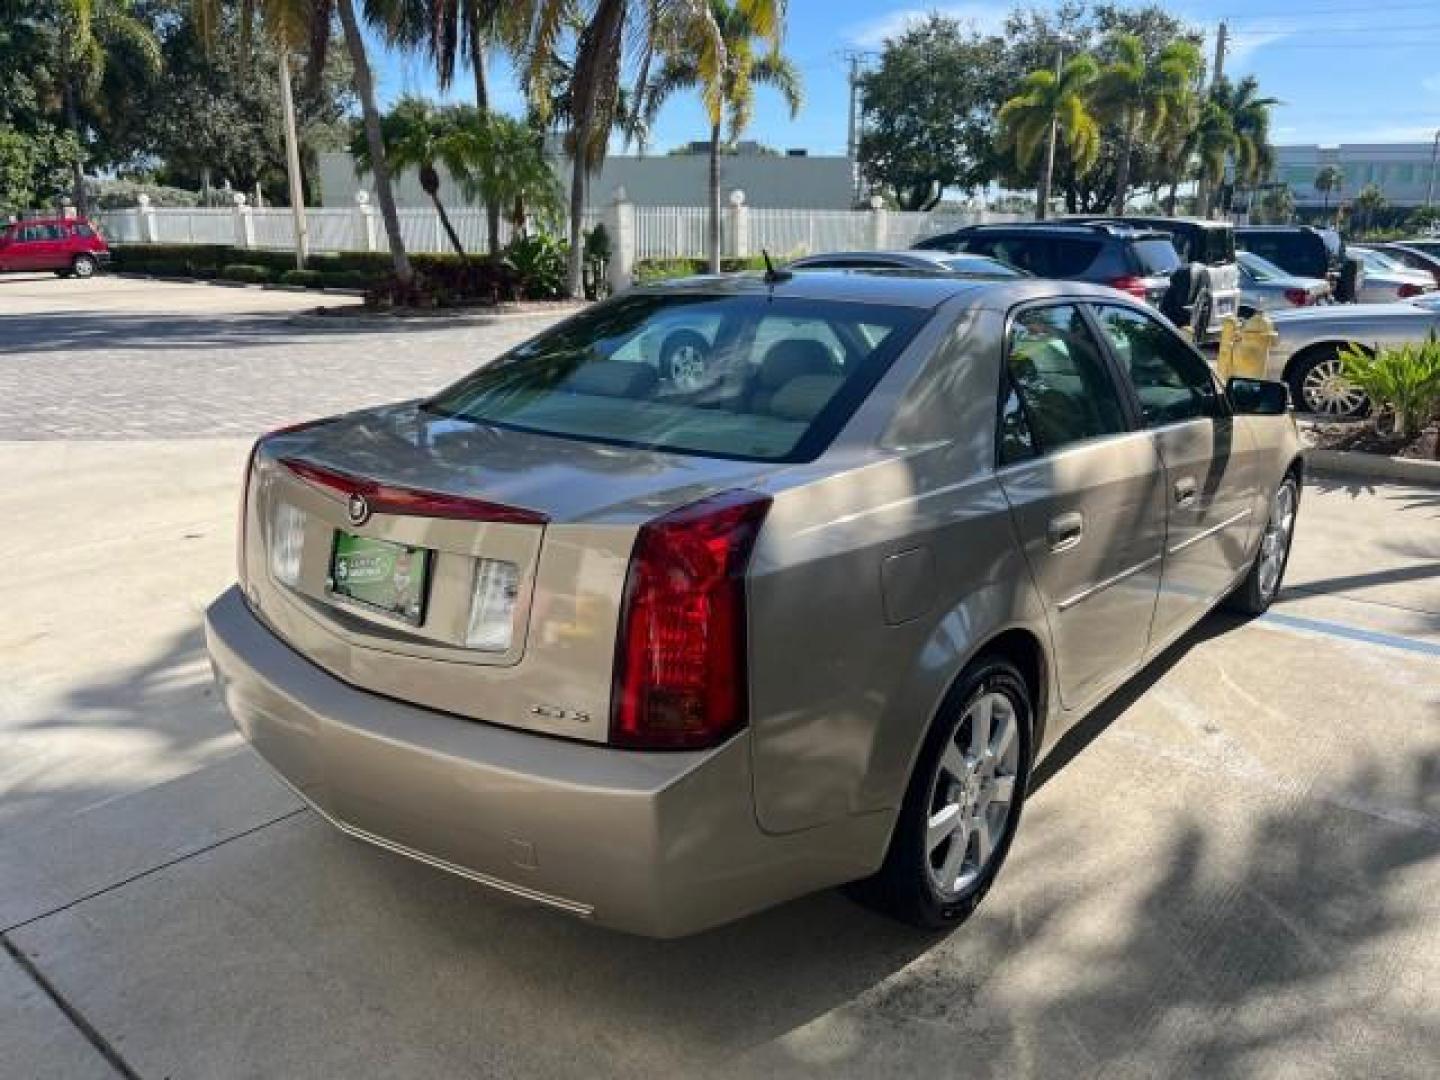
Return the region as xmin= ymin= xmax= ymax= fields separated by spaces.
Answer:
xmin=347 ymin=492 xmax=371 ymax=526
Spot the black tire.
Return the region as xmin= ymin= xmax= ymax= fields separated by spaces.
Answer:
xmin=1225 ymin=475 xmax=1300 ymax=615
xmin=850 ymin=656 xmax=1034 ymax=930
xmin=1287 ymin=347 xmax=1370 ymax=418
xmin=658 ymin=329 xmax=711 ymax=388
xmin=71 ymin=254 xmax=97 ymax=279
xmin=54 ymin=270 xmax=71 ymax=278
xmin=1237 ymin=306 xmax=1257 ymax=321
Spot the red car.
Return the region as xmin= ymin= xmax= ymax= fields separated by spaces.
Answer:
xmin=0 ymin=217 xmax=110 ymax=278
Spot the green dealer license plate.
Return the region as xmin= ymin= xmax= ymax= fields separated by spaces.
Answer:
xmin=329 ymin=532 xmax=431 ymax=625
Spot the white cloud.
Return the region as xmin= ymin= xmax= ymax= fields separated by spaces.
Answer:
xmin=844 ymin=5 xmax=1008 ymax=49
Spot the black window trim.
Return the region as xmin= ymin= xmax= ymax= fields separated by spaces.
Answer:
xmin=1083 ymin=300 xmax=1233 ymax=429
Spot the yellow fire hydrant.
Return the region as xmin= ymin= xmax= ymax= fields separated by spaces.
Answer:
xmin=1216 ymin=311 xmax=1278 ymax=381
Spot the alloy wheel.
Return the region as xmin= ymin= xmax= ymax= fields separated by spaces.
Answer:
xmin=668 ymin=344 xmax=708 ymax=391
xmin=925 ymin=690 xmax=1021 ymax=899
xmin=1258 ymin=481 xmax=1297 ymax=600
xmin=1301 ymin=357 xmax=1366 ymax=416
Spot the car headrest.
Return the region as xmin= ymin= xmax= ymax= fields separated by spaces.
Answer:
xmin=563 ymin=361 xmax=658 ymax=399
xmin=758 ymin=339 xmax=837 ymax=389
xmin=766 ymin=374 xmax=845 ymax=421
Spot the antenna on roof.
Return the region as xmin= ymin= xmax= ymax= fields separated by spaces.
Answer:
xmin=761 ymin=248 xmax=790 ymax=285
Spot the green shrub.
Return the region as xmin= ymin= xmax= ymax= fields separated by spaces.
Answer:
xmin=278 ymin=269 xmax=323 ymax=288
xmin=1340 ymin=335 xmax=1440 ymax=439
xmin=632 ymin=255 xmax=769 ymax=283
xmin=502 ymin=234 xmax=569 ymax=298
xmin=219 ymin=263 xmax=273 ymax=284
xmin=317 ymin=270 xmax=371 ymax=290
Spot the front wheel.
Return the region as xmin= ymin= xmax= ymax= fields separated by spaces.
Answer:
xmin=71 ymin=254 xmax=97 ymax=279
xmin=1226 ymin=475 xmax=1299 ymax=615
xmin=851 ymin=657 xmax=1033 ymax=929
xmin=1289 ymin=349 xmax=1368 ymax=417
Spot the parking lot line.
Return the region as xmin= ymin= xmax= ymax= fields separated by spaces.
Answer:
xmin=1256 ymin=610 xmax=1440 ymax=659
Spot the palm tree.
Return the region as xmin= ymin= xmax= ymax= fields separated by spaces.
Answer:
xmin=43 ymin=0 xmax=161 ymax=213
xmin=1090 ymin=33 xmax=1201 ymax=216
xmin=520 ymin=0 xmax=723 ymax=297
xmin=1215 ymin=75 xmax=1278 ymax=211
xmin=460 ymin=112 xmax=565 ymax=243
xmin=1191 ymin=98 xmax=1234 ymax=216
xmin=352 ymin=97 xmax=482 ymax=258
xmin=1353 ymin=183 xmax=1387 ymax=234
xmin=644 ymin=0 xmax=800 ymax=272
xmin=1315 ymin=164 xmax=1343 ymax=223
xmin=998 ymin=54 xmax=1101 ymax=221
xmin=195 ymin=0 xmax=414 ymax=282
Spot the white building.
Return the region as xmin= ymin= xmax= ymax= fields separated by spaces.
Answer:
xmin=1272 ymin=142 xmax=1440 ymax=208
xmin=317 ymin=146 xmax=856 ymax=211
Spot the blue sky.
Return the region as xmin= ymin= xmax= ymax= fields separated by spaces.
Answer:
xmin=371 ymin=2 xmax=1440 ymax=153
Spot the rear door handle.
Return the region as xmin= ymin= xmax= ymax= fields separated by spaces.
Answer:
xmin=1047 ymin=512 xmax=1084 ymax=552
xmin=1174 ymin=478 xmax=1198 ymax=507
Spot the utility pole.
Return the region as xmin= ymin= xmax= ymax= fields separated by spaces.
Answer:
xmin=1426 ymin=128 xmax=1440 ymax=210
xmin=843 ymin=51 xmax=866 ymax=204
xmin=1037 ymin=46 xmax=1063 ymax=221
xmin=278 ymin=49 xmax=310 ymax=270
xmin=1197 ymin=21 xmax=1227 ymax=219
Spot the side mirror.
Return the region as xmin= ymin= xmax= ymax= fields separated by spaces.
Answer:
xmin=1227 ymin=376 xmax=1289 ymax=415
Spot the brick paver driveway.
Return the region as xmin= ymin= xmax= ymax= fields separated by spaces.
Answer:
xmin=0 ymin=275 xmax=569 ymax=439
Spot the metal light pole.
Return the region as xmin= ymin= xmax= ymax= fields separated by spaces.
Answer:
xmin=1426 ymin=128 xmax=1440 ymax=210
xmin=278 ymin=49 xmax=310 ymax=270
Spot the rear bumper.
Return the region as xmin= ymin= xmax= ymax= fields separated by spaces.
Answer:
xmin=205 ymin=586 xmax=883 ymax=936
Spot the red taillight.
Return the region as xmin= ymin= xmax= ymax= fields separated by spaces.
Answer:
xmin=238 ymin=419 xmax=336 ymax=585
xmin=1283 ymin=287 xmax=1313 ymax=306
xmin=1109 ymin=275 xmax=1151 ymax=300
xmin=1398 ymin=283 xmax=1425 ymax=298
xmin=610 ymin=490 xmax=772 ymax=750
xmin=280 ymin=458 xmax=548 ymax=525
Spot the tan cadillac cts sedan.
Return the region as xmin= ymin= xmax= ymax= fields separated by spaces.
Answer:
xmin=205 ymin=271 xmax=1303 ymax=937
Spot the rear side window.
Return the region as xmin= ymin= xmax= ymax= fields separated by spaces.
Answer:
xmin=1132 ymin=239 xmax=1183 ymax=275
xmin=962 ymin=236 xmax=1098 ymax=278
xmin=1005 ymin=304 xmax=1128 ymax=453
xmin=74 ymin=223 xmax=95 ymax=238
xmin=1199 ymin=229 xmax=1235 ymax=265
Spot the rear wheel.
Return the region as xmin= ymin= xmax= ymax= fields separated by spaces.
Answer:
xmin=1288 ymin=348 xmax=1368 ymax=417
xmin=851 ymin=657 xmax=1032 ymax=929
xmin=71 ymin=254 xmax=97 ymax=279
xmin=1226 ymin=475 xmax=1299 ymax=615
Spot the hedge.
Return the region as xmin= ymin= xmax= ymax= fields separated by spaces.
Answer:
xmin=219 ymin=263 xmax=273 ymax=284
xmin=633 ymin=255 xmax=769 ymax=283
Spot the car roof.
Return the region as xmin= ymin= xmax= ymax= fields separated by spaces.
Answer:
xmin=945 ymin=221 xmax=1171 ymax=243
xmin=790 ymin=250 xmax=951 ymax=263
xmin=634 ymin=269 xmax=1138 ymax=311
xmin=10 ymin=217 xmax=83 ymax=226
xmin=1075 ymin=215 xmax=1232 ymax=231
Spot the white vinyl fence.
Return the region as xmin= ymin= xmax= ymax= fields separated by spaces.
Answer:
xmin=99 ymin=198 xmax=1019 ymax=260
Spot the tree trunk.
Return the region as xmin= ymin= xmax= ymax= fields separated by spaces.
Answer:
xmin=64 ymin=80 xmax=87 ymax=215
xmin=469 ymin=22 xmax=489 ymax=113
xmin=566 ymin=152 xmax=586 ymax=299
xmin=486 ymin=202 xmax=501 ymax=254
xmin=1113 ymin=118 xmax=1134 ymax=216
xmin=432 ymin=194 xmax=468 ymax=258
xmin=708 ymin=121 xmax=722 ymax=274
xmin=336 ymin=0 xmax=412 ymax=284
xmin=1038 ymin=117 xmax=1058 ymax=221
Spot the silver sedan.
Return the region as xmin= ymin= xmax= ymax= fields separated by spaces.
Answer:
xmin=207 ymin=272 xmax=1302 ymax=937
xmin=1349 ymin=246 xmax=1438 ymax=303
xmin=1237 ymin=251 xmax=1330 ymax=316
xmin=787 ymin=249 xmax=1028 ymax=276
xmin=1263 ymin=294 xmax=1440 ymax=416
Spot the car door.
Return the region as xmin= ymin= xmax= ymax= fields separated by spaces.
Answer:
xmin=1090 ymin=303 xmax=1260 ymax=649
xmin=994 ymin=302 xmax=1167 ymax=709
xmin=2 ymin=224 xmax=44 ymax=270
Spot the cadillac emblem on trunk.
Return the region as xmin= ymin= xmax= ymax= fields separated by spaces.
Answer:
xmin=347 ymin=492 xmax=371 ymax=526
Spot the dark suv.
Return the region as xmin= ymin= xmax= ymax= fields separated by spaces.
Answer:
xmin=914 ymin=221 xmax=1183 ymax=311
xmin=1234 ymin=226 xmax=1344 ymax=281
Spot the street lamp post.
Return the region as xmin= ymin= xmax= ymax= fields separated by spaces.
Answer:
xmin=1426 ymin=129 xmax=1440 ymax=210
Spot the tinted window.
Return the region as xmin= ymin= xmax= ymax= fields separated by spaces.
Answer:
xmin=961 ymin=236 xmax=1099 ymax=278
xmin=1238 ymin=231 xmax=1325 ymax=277
xmin=1132 ymin=238 xmax=1183 ymax=275
xmin=1199 ymin=228 xmax=1236 ymax=265
xmin=74 ymin=223 xmax=95 ymax=238
xmin=426 ymin=293 xmax=929 ymax=463
xmin=1095 ymin=305 xmax=1221 ymax=426
xmin=1006 ymin=304 xmax=1128 ymax=452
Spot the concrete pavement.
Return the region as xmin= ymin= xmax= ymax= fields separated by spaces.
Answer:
xmin=2 ymin=277 xmax=1438 ymax=1079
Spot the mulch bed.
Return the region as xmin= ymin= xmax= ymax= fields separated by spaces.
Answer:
xmin=1305 ymin=420 xmax=1439 ymax=461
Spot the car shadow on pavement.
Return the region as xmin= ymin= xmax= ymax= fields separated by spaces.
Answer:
xmin=9 ymin=608 xmax=1440 ymax=1077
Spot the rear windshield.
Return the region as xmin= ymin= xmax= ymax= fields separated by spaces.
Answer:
xmin=424 ymin=293 xmax=931 ymax=463
xmin=1132 ymin=238 xmax=1183 ymax=275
